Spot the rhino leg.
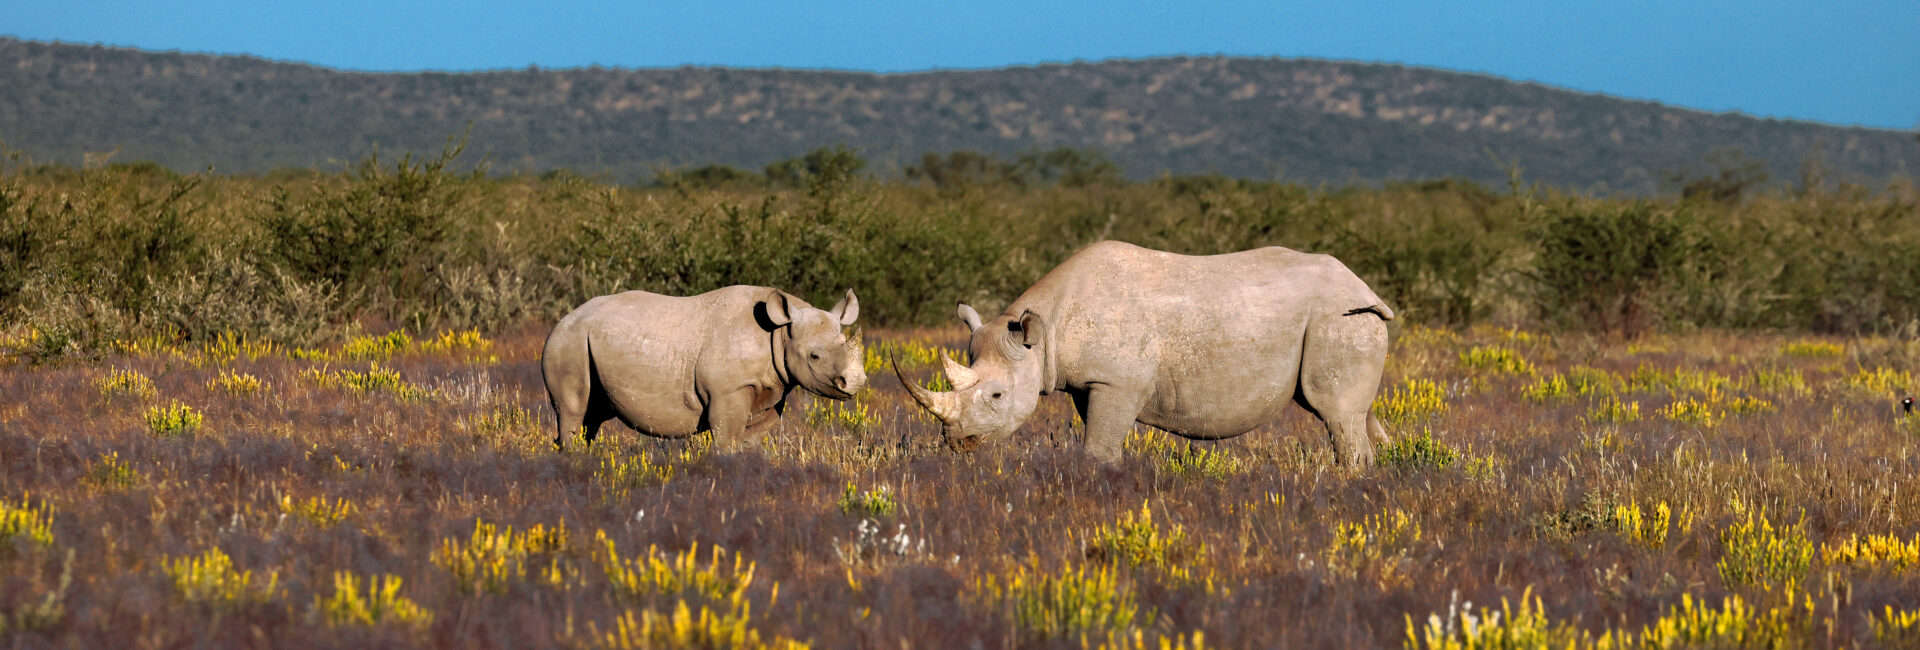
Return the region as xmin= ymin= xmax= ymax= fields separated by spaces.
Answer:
xmin=549 ymin=380 xmax=615 ymax=450
xmin=1367 ymin=413 xmax=1392 ymax=447
xmin=1298 ymin=311 xmax=1390 ymax=467
xmin=704 ymin=387 xmax=771 ymax=452
xmin=1079 ymin=385 xmax=1148 ymax=464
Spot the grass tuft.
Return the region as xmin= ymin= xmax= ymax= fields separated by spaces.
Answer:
xmin=314 ymin=571 xmax=432 ymax=628
xmin=144 ymin=401 xmax=204 ymax=437
xmin=836 ymin=482 xmax=899 ymax=519
xmin=162 ymin=546 xmax=281 ymax=608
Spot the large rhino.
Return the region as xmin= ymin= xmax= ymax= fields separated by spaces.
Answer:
xmin=543 ymin=286 xmax=866 ymax=450
xmin=897 ymin=241 xmax=1395 ymax=465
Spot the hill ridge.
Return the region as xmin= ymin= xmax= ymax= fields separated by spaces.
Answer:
xmin=2 ymin=37 xmax=1913 ymax=191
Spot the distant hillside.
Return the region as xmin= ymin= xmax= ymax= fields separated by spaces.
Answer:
xmin=1 ymin=37 xmax=1914 ymax=191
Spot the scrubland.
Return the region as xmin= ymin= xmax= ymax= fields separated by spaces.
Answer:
xmin=4 ymin=145 xmax=1920 ymax=647
xmin=4 ymin=324 xmax=1920 ymax=648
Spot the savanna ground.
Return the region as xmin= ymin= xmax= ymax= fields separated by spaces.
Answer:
xmin=4 ymin=144 xmax=1920 ymax=647
xmin=5 ymin=323 xmax=1920 ymax=648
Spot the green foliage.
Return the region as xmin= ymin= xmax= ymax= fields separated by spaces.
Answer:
xmin=302 ymin=363 xmax=432 ymax=401
xmin=0 ymin=550 xmax=73 ymax=634
xmin=97 ymin=367 xmax=157 ymax=401
xmin=1013 ymin=147 xmax=1124 ymax=188
xmin=1741 ymin=367 xmax=1808 ymax=396
xmin=1780 ymin=339 xmax=1842 ymax=358
xmin=255 ymin=141 xmax=470 ymax=295
xmin=1406 ymin=587 xmax=1588 ymax=650
xmin=595 ymin=449 xmax=677 ymax=499
xmin=1124 ymin=430 xmax=1245 ymax=479
xmin=1083 ymin=502 xmax=1204 ymax=580
xmin=1872 ymin=605 xmax=1920 ymax=644
xmin=1716 ymin=505 xmax=1813 ymax=591
xmin=1459 ymin=346 xmax=1534 ymax=375
xmin=1612 ymin=591 xmax=1809 ymax=649
xmin=5 ymin=143 xmax=1920 ymax=365
xmin=1326 ymin=508 xmax=1424 ymax=587
xmin=1519 ymin=373 xmax=1571 ymax=403
xmin=432 ymin=518 xmax=573 ymax=594
xmin=206 ymin=368 xmax=268 ymax=396
xmin=595 ymin=533 xmax=756 ymax=605
xmin=807 ymin=398 xmax=877 ymax=434
xmin=594 ymin=599 xmax=812 ymax=650
xmin=764 ymin=146 xmax=865 ymax=194
xmin=1583 ymin=396 xmax=1641 ymax=424
xmin=84 ymin=451 xmax=142 ymax=489
xmin=144 ymin=401 xmax=204 ymax=437
xmin=1822 ymin=532 xmax=1920 ymax=573
xmin=279 ymin=494 xmax=356 ymax=527
xmin=1845 ymin=366 xmax=1913 ymax=397
xmin=836 ymin=482 xmax=899 ymax=519
xmin=1376 ymin=429 xmax=1460 ymax=471
xmin=1532 ymin=201 xmax=1708 ymax=338
xmin=162 ymin=546 xmax=281 ymax=608
xmin=977 ymin=564 xmax=1145 ymax=641
xmin=1610 ymin=500 xmax=1691 ymax=550
xmin=1375 ymin=378 xmax=1448 ymax=426
xmin=340 ymin=330 xmax=413 ymax=360
xmin=315 ymin=571 xmax=433 ymax=628
xmin=0 ymin=494 xmax=54 ymax=548
xmin=1627 ymin=364 xmax=1732 ymax=397
xmin=861 ymin=338 xmax=948 ymax=374
xmin=656 ymin=164 xmax=763 ymax=191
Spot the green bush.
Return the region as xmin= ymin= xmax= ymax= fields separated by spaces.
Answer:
xmin=5 ymin=142 xmax=1920 ymax=362
xmin=255 ymin=141 xmax=473 ymax=298
xmin=1531 ymin=201 xmax=1709 ymax=338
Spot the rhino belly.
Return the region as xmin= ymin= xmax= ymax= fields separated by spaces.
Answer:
xmin=1135 ymin=339 xmax=1304 ymax=439
xmin=1139 ymin=379 xmax=1298 ymax=439
xmin=601 ymin=383 xmax=704 ymax=437
xmin=589 ymin=331 xmax=706 ymax=437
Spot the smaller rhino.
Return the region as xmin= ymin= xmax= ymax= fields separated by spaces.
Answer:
xmin=542 ymin=286 xmax=866 ymax=450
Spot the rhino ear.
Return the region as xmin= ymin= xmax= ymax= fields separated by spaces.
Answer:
xmin=830 ymin=288 xmax=859 ymax=325
xmin=957 ymin=303 xmax=983 ymax=332
xmin=757 ymin=290 xmax=794 ymax=328
xmin=1011 ymin=310 xmax=1047 ymax=349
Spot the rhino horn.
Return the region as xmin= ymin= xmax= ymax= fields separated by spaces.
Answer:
xmin=940 ymin=351 xmax=979 ymax=390
xmin=895 ymin=354 xmax=960 ymax=423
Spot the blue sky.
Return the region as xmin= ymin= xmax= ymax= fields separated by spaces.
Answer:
xmin=7 ymin=1 xmax=1916 ymax=130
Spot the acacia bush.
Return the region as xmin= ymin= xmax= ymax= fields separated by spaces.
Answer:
xmin=0 ymin=143 xmax=1916 ymax=360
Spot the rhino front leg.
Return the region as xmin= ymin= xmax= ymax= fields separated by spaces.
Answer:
xmin=705 ymin=387 xmax=775 ymax=452
xmin=1079 ymin=384 xmax=1148 ymax=464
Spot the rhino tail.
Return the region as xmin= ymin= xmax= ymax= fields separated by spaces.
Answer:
xmin=1344 ymin=302 xmax=1396 ymax=321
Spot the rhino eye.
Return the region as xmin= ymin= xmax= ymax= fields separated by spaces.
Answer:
xmin=809 ymin=352 xmax=821 ymax=360
xmin=992 ymin=392 xmax=1003 ymax=400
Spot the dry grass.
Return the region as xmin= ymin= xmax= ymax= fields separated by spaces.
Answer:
xmin=3 ymin=326 xmax=1920 ymax=647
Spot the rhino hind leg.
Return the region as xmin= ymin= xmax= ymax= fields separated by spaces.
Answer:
xmin=1297 ymin=311 xmax=1391 ymax=467
xmin=544 ymin=331 xmax=617 ymax=450
xmin=1367 ymin=413 xmax=1391 ymax=446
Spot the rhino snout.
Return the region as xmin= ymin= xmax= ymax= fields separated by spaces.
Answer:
xmin=834 ymin=374 xmax=861 ymax=393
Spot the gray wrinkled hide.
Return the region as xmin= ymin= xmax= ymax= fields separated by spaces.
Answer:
xmin=542 ymin=286 xmax=865 ymax=450
xmin=901 ymin=241 xmax=1394 ymax=466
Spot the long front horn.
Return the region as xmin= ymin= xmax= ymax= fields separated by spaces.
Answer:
xmin=940 ymin=351 xmax=979 ymax=390
xmin=894 ymin=354 xmax=959 ymax=423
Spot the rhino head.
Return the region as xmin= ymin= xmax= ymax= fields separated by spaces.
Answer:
xmin=762 ymin=288 xmax=867 ymax=399
xmin=898 ymin=303 xmax=1049 ymax=451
